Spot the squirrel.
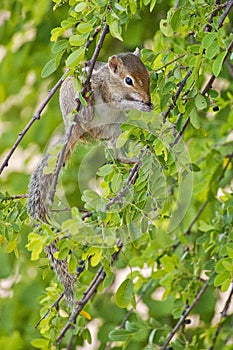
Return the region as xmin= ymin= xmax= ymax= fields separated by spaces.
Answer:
xmin=27 ymin=50 xmax=152 ymax=304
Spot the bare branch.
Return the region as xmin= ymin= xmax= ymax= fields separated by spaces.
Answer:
xmin=0 ymin=69 xmax=69 ymax=175
xmin=2 ymin=194 xmax=28 ymax=200
xmin=0 ymin=25 xmax=104 ymax=177
xmin=218 ymin=0 xmax=233 ymax=28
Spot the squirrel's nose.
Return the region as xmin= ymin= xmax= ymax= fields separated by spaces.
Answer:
xmin=143 ymin=94 xmax=151 ymax=105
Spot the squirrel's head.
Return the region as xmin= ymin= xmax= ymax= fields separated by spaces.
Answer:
xmin=108 ymin=51 xmax=153 ymax=112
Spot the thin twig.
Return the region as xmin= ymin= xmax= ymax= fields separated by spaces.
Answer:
xmin=154 ymin=54 xmax=186 ymax=72
xmin=161 ymin=280 xmax=209 ymax=349
xmin=218 ymin=0 xmax=233 ymax=28
xmin=172 ymin=200 xmax=208 ymax=251
xmin=205 ymin=0 xmax=221 ymax=32
xmin=2 ymin=194 xmax=28 ymax=200
xmin=163 ymin=70 xmax=192 ymax=121
xmin=82 ymin=156 xmax=144 ymax=220
xmin=106 ymin=160 xmax=142 ymax=210
xmin=172 ymin=0 xmax=233 ymax=145
xmin=173 ymin=152 xmax=233 ymax=251
xmin=49 ymin=24 xmax=109 ymax=205
xmin=173 ymin=38 xmax=233 ymax=145
xmin=225 ymin=59 xmax=233 ymax=78
xmin=0 ymin=26 xmax=103 ymax=177
xmin=208 ymin=283 xmax=233 ymax=350
xmin=35 ymin=292 xmax=65 ymax=328
xmin=0 ymin=69 xmax=69 ymax=175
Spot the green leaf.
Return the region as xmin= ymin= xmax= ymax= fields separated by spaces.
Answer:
xmin=202 ymin=32 xmax=217 ymax=49
xmin=103 ymin=272 xmax=115 ymax=288
xmin=83 ymin=328 xmax=92 ymax=344
xmin=115 ymin=278 xmax=134 ymax=308
xmin=150 ymin=0 xmax=157 ymax=12
xmin=97 ymin=164 xmax=114 ymax=176
xmin=111 ymin=173 xmax=122 ymax=193
xmin=206 ymin=41 xmax=218 ymax=59
xmin=222 ymin=260 xmax=233 ymax=272
xmin=66 ymin=48 xmax=85 ymax=68
xmin=78 ymin=92 xmax=88 ymax=107
xmin=31 ymin=338 xmax=49 ymax=349
xmin=51 ymin=27 xmax=65 ymax=42
xmin=68 ymin=254 xmax=77 ymax=274
xmin=160 ymin=19 xmax=173 ymax=37
xmin=74 ymin=2 xmax=87 ymax=12
xmin=161 ymin=255 xmax=175 ymax=272
xmin=198 ymin=220 xmax=215 ymax=232
xmin=109 ymin=20 xmax=123 ymax=41
xmin=227 ymin=246 xmax=233 ymax=259
xmin=195 ymin=94 xmax=207 ymax=110
xmin=221 ymin=278 xmax=231 ymax=292
xmin=52 ymin=39 xmax=68 ymax=53
xmin=41 ymin=58 xmax=56 ymax=78
xmin=116 ymin=130 xmax=130 ymax=148
xmin=129 ymin=0 xmax=137 ymax=14
xmin=26 ymin=233 xmax=44 ymax=261
xmin=125 ymin=321 xmax=140 ymax=332
xmin=109 ymin=329 xmax=132 ymax=342
xmin=212 ymin=51 xmax=227 ymax=77
xmin=82 ymin=189 xmax=101 ymax=210
xmin=214 ymin=271 xmax=230 ymax=287
xmin=77 ymin=22 xmax=93 ymax=34
xmin=171 ymin=8 xmax=181 ymax=31
xmin=69 ymin=34 xmax=86 ymax=47
xmin=190 ymin=109 xmax=201 ymax=129
xmin=91 ymin=250 xmax=102 ymax=267
xmin=6 ymin=238 xmax=17 ymax=253
xmin=191 ymin=163 xmax=201 ymax=172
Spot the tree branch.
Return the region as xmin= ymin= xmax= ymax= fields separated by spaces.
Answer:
xmin=163 ymin=70 xmax=192 ymax=121
xmin=172 ymin=200 xmax=208 ymax=251
xmin=172 ymin=0 xmax=233 ymax=145
xmin=82 ymin=156 xmax=144 ymax=220
xmin=0 ymin=25 xmax=104 ymax=177
xmin=173 ymin=152 xmax=233 ymax=251
xmin=208 ymin=283 xmax=233 ymax=350
xmin=0 ymin=69 xmax=69 ymax=175
xmin=161 ymin=280 xmax=209 ymax=349
xmin=173 ymin=37 xmax=233 ymax=145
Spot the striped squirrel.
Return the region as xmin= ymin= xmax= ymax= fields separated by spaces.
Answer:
xmin=27 ymin=50 xmax=152 ymax=304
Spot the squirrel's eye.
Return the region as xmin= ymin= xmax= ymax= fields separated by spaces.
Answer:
xmin=125 ymin=76 xmax=133 ymax=86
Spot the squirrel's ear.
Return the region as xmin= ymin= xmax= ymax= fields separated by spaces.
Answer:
xmin=108 ymin=55 xmax=123 ymax=74
xmin=133 ymin=47 xmax=140 ymax=57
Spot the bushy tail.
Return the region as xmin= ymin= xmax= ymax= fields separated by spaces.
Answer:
xmin=27 ymin=123 xmax=84 ymax=305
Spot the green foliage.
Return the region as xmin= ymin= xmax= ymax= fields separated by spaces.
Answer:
xmin=1 ymin=0 xmax=233 ymax=349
